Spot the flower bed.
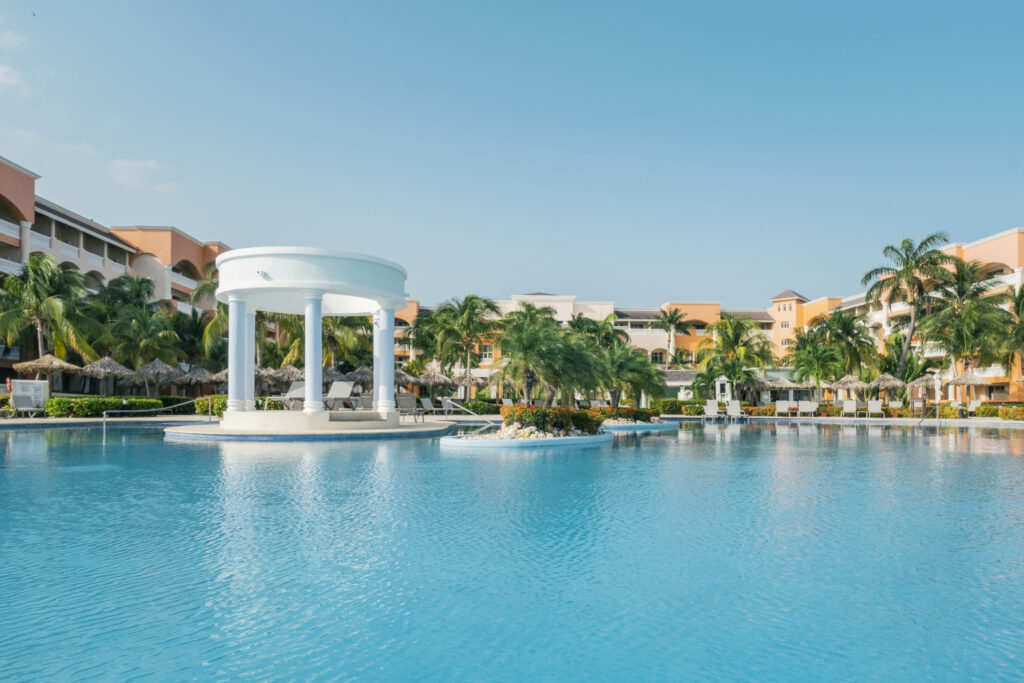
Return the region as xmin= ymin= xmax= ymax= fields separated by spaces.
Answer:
xmin=499 ymin=405 xmax=602 ymax=435
xmin=999 ymin=406 xmax=1024 ymax=421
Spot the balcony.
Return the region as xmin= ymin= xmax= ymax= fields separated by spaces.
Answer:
xmin=59 ymin=241 xmax=79 ymax=258
xmin=31 ymin=232 xmax=51 ymax=247
xmin=170 ymin=270 xmax=197 ymax=290
xmin=108 ymin=261 xmax=127 ymax=275
xmin=0 ymin=344 xmax=21 ymax=361
xmin=86 ymin=251 xmax=104 ymax=267
xmin=175 ymin=300 xmax=195 ymax=315
xmin=0 ymin=217 xmax=20 ymax=239
xmin=0 ymin=256 xmax=22 ymax=274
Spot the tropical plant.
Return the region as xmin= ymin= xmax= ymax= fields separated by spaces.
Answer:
xmin=808 ymin=308 xmax=877 ymax=376
xmin=432 ymin=295 xmax=501 ymax=375
xmin=790 ymin=332 xmax=842 ymax=398
xmin=667 ymin=348 xmax=692 ymax=369
xmin=495 ymin=303 xmax=561 ymax=403
xmin=696 ymin=313 xmax=774 ymax=370
xmin=861 ymin=231 xmax=953 ymax=377
xmin=110 ymin=306 xmax=182 ymax=371
xmin=1002 ymin=285 xmax=1024 ymax=379
xmin=599 ymin=342 xmax=664 ymax=408
xmin=0 ymin=253 xmax=100 ymax=364
xmin=651 ymin=309 xmax=694 ymax=361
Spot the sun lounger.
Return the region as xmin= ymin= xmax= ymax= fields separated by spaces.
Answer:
xmin=774 ymin=400 xmax=791 ymax=416
xmin=324 ymin=381 xmax=355 ymax=411
xmin=889 ymin=401 xmax=903 ymax=409
xmin=867 ymin=400 xmax=883 ymax=416
xmin=397 ymin=395 xmax=423 ymax=422
xmin=797 ymin=401 xmax=817 ymax=416
xmin=420 ymin=398 xmax=445 ymax=415
xmin=501 ymin=398 xmax=514 ymax=407
xmin=967 ymin=400 xmax=982 ymax=416
xmin=267 ymin=381 xmax=306 ymax=410
xmin=10 ymin=393 xmax=44 ymax=417
xmin=703 ymin=399 xmax=720 ymax=422
xmin=726 ymin=400 xmax=743 ymax=422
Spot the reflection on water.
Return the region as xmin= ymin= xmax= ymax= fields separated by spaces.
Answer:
xmin=2 ymin=425 xmax=1024 ymax=680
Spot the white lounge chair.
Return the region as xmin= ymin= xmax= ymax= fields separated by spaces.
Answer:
xmin=774 ymin=400 xmax=791 ymax=416
xmin=702 ymin=400 xmax=720 ymax=422
xmin=272 ymin=381 xmax=304 ymax=410
xmin=501 ymin=398 xmax=514 ymax=407
xmin=889 ymin=401 xmax=903 ymax=409
xmin=798 ymin=401 xmax=817 ymax=417
xmin=726 ymin=400 xmax=743 ymax=422
xmin=324 ymin=381 xmax=355 ymax=411
xmin=967 ymin=400 xmax=982 ymax=416
xmin=10 ymin=393 xmax=44 ymax=417
xmin=420 ymin=398 xmax=445 ymax=415
xmin=841 ymin=400 xmax=857 ymax=417
xmin=397 ymin=395 xmax=423 ymax=422
xmin=867 ymin=400 xmax=883 ymax=416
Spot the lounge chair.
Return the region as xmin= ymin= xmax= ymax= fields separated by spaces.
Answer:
xmin=867 ymin=400 xmax=883 ymax=417
xmin=420 ymin=398 xmax=445 ymax=415
xmin=774 ymin=400 xmax=791 ymax=416
xmin=910 ymin=399 xmax=924 ymax=416
xmin=441 ymin=397 xmax=460 ymax=415
xmin=324 ymin=381 xmax=355 ymax=411
xmin=10 ymin=393 xmax=44 ymax=417
xmin=841 ymin=400 xmax=857 ymax=417
xmin=967 ymin=400 xmax=982 ymax=416
xmin=271 ymin=381 xmax=304 ymax=410
xmin=397 ymin=395 xmax=423 ymax=422
xmin=532 ymin=399 xmax=545 ymax=406
xmin=889 ymin=401 xmax=903 ymax=410
xmin=726 ymin=400 xmax=743 ymax=422
xmin=702 ymin=400 xmax=720 ymax=423
xmin=501 ymin=398 xmax=514 ymax=407
xmin=797 ymin=401 xmax=817 ymax=417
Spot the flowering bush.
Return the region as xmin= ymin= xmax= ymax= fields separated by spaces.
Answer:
xmin=743 ymin=405 xmax=776 ymax=416
xmin=587 ymin=406 xmax=658 ymax=422
xmin=195 ymin=395 xmax=228 ymax=417
xmin=463 ymin=399 xmax=502 ymax=414
xmin=974 ymin=403 xmax=1002 ymax=418
xmin=45 ymin=397 xmax=163 ymax=418
xmin=500 ymin=405 xmax=602 ymax=434
xmin=999 ymin=406 xmax=1024 ymax=421
xmin=817 ymin=404 xmax=842 ymax=417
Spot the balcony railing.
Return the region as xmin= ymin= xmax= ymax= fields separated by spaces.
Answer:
xmin=31 ymin=232 xmax=51 ymax=247
xmin=0 ymin=257 xmax=22 ymax=274
xmin=170 ymin=271 xmax=197 ymax=290
xmin=59 ymin=241 xmax=79 ymax=258
xmin=175 ymin=300 xmax=195 ymax=315
xmin=108 ymin=261 xmax=127 ymax=275
xmin=86 ymin=251 xmax=104 ymax=267
xmin=0 ymin=217 xmax=20 ymax=239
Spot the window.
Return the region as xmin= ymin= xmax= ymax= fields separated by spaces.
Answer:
xmin=480 ymin=344 xmax=493 ymax=362
xmin=651 ymin=351 xmax=665 ymax=364
xmin=781 ymin=339 xmax=791 ymax=347
xmin=781 ymin=322 xmax=789 ymax=329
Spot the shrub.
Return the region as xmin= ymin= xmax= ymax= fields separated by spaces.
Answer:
xmin=975 ymin=403 xmax=1001 ymax=418
xmin=45 ymin=397 xmax=163 ymax=418
xmin=817 ymin=404 xmax=842 ymax=417
xmin=653 ymin=398 xmax=683 ymax=414
xmin=463 ymin=399 xmax=502 ymax=415
xmin=500 ymin=405 xmax=602 ymax=434
xmin=195 ymin=395 xmax=228 ymax=417
xmin=588 ymin=406 xmax=658 ymax=422
xmin=938 ymin=404 xmax=960 ymax=419
xmin=743 ymin=405 xmax=776 ymax=416
xmin=999 ymin=406 xmax=1024 ymax=421
xmin=883 ymin=406 xmax=910 ymax=418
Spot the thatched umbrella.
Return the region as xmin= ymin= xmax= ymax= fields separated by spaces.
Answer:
xmin=948 ymin=368 xmax=990 ymax=403
xmin=870 ymin=373 xmax=905 ymax=401
xmin=135 ymin=358 xmax=181 ymax=395
xmin=452 ymin=369 xmax=486 ymax=398
xmin=179 ymin=365 xmax=214 ymax=385
xmin=323 ymin=366 xmax=347 ymax=383
xmin=907 ymin=373 xmax=942 ymax=410
xmin=80 ymin=356 xmax=133 ymax=379
xmin=211 ymin=369 xmax=228 ymax=383
xmin=415 ymin=368 xmax=452 ymax=387
xmin=393 ymin=368 xmax=417 ymax=386
xmin=272 ymin=364 xmax=304 ymax=384
xmin=13 ymin=354 xmax=80 ymax=379
xmin=831 ymin=374 xmax=870 ymax=400
xmin=345 ymin=366 xmax=375 ymax=386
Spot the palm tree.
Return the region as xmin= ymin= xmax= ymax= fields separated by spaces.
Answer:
xmin=790 ymin=332 xmax=842 ymax=399
xmin=879 ymin=333 xmax=938 ymax=387
xmin=496 ymin=303 xmax=560 ymax=403
xmin=322 ymin=316 xmax=371 ymax=368
xmin=696 ymin=313 xmax=774 ymax=370
xmin=861 ymin=231 xmax=953 ymax=377
xmin=1002 ymin=285 xmax=1024 ymax=381
xmin=916 ymin=259 xmax=1009 ymax=401
xmin=0 ymin=253 xmax=99 ymax=364
xmin=651 ymin=309 xmax=694 ymax=362
xmin=600 ymin=342 xmax=663 ymax=408
xmin=809 ymin=308 xmax=877 ymax=376
xmin=432 ymin=295 xmax=501 ymax=378
xmin=667 ymin=348 xmax=692 ymax=369
xmin=537 ymin=329 xmax=602 ymax=407
xmin=110 ymin=306 xmax=182 ymax=371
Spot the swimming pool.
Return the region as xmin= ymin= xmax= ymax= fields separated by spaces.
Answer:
xmin=2 ymin=424 xmax=1023 ymax=679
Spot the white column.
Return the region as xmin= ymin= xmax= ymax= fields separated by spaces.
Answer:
xmin=18 ymin=221 xmax=31 ymax=263
xmin=244 ymin=311 xmax=256 ymax=410
xmin=303 ymin=292 xmax=324 ymax=413
xmin=373 ymin=307 xmax=396 ymax=414
xmin=226 ymin=296 xmax=246 ymax=413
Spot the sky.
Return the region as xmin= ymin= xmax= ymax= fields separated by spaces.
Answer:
xmin=0 ymin=1 xmax=1022 ymax=307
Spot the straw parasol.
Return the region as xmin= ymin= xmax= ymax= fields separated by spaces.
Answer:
xmin=13 ymin=354 xmax=81 ymax=378
xmin=908 ymin=374 xmax=940 ymax=390
xmin=211 ymin=368 xmax=228 ymax=383
xmin=323 ymin=366 xmax=348 ymax=383
xmin=135 ymin=359 xmax=181 ymax=382
xmin=831 ymin=374 xmax=870 ymax=391
xmin=179 ymin=365 xmax=214 ymax=385
xmin=869 ymin=373 xmax=905 ymax=390
xmin=770 ymin=377 xmax=800 ymax=390
xmin=345 ymin=365 xmax=374 ymax=386
xmin=272 ymin=364 xmax=304 ymax=383
xmin=947 ymin=368 xmax=989 ymax=388
xmin=452 ymin=370 xmax=487 ymax=388
xmin=755 ymin=376 xmax=776 ymax=390
xmin=79 ymin=356 xmax=133 ymax=379
xmin=415 ymin=368 xmax=452 ymax=387
xmin=393 ymin=368 xmax=417 ymax=386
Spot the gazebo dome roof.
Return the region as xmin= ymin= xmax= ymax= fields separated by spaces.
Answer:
xmin=215 ymin=247 xmax=408 ymax=316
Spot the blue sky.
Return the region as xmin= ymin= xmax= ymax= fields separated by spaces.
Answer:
xmin=1 ymin=1 xmax=1022 ymax=307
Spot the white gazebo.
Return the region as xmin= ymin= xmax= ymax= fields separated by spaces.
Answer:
xmin=215 ymin=247 xmax=408 ymax=431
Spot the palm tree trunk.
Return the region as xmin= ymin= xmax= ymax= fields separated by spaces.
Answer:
xmin=34 ymin=321 xmax=45 ymax=380
xmin=896 ymin=305 xmax=915 ymax=377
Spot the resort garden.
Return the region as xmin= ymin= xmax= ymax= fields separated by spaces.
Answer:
xmin=2 ymin=230 xmax=1024 ymax=420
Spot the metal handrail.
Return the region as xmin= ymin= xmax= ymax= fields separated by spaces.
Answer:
xmin=102 ymin=397 xmax=213 ymax=441
xmin=918 ymin=403 xmax=939 ymax=427
xmin=441 ymin=398 xmax=499 ymax=426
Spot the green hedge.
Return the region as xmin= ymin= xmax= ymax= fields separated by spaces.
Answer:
xmin=500 ymin=405 xmax=603 ymax=434
xmin=999 ymin=406 xmax=1024 ymax=421
xmin=588 ymin=406 xmax=658 ymax=422
xmin=45 ymin=397 xmax=164 ymax=418
xmin=195 ymin=395 xmax=228 ymax=417
xmin=463 ymin=399 xmax=502 ymax=414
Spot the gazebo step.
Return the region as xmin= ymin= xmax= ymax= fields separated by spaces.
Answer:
xmin=329 ymin=410 xmax=387 ymax=422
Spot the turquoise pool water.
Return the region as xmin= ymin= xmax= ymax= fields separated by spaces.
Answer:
xmin=2 ymin=424 xmax=1024 ymax=680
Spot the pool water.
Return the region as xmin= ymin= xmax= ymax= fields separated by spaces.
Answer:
xmin=3 ymin=424 xmax=1024 ymax=680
